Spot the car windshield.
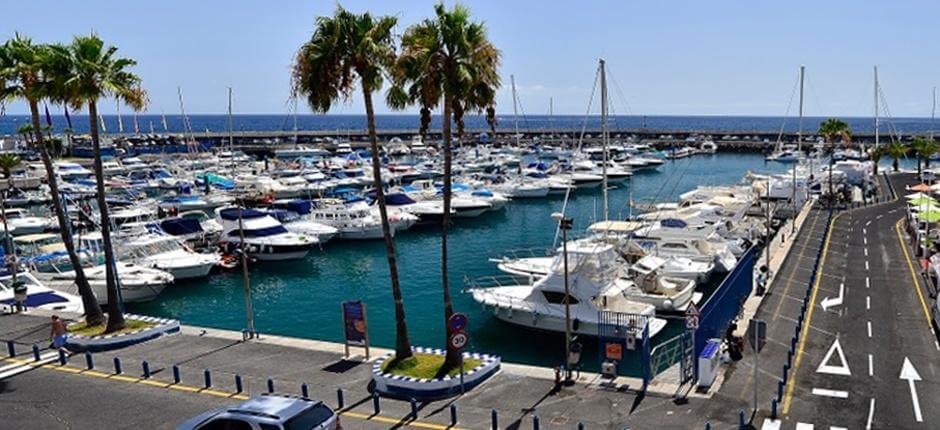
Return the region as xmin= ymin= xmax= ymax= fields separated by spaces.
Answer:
xmin=284 ymin=403 xmax=333 ymax=430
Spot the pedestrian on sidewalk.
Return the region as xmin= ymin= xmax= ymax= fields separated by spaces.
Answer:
xmin=49 ymin=315 xmax=72 ymax=354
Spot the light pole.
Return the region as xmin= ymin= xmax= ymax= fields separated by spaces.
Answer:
xmin=552 ymin=212 xmax=575 ymax=384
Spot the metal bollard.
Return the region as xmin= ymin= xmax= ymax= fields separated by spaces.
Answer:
xmin=739 ymin=410 xmax=745 ymax=430
xmin=235 ymin=375 xmax=243 ymax=393
xmin=705 ymin=420 xmax=711 ymax=430
xmin=491 ymin=409 xmax=498 ymax=430
xmin=7 ymin=340 xmax=14 ymax=357
xmin=113 ymin=357 xmax=123 ymax=374
xmin=58 ymin=349 xmax=67 ymax=365
xmin=172 ymin=365 xmax=181 ymax=384
xmin=85 ymin=351 xmax=94 ymax=370
xmin=32 ymin=344 xmax=40 ymax=361
xmin=787 ymin=350 xmax=793 ymax=368
xmin=336 ymin=387 xmax=345 ymax=409
xmin=783 ymin=364 xmax=789 ymax=382
xmin=771 ymin=398 xmax=778 ymax=420
xmin=301 ymin=383 xmax=309 ymax=398
xmin=267 ymin=378 xmax=274 ymax=393
xmin=578 ymin=422 xmax=584 ymax=430
xmin=372 ymin=391 xmax=380 ymax=415
xmin=777 ymin=381 xmax=784 ymax=402
xmin=204 ymin=369 xmax=212 ymax=389
xmin=450 ymin=404 xmax=458 ymax=426
xmin=142 ymin=361 xmax=151 ymax=379
xmin=410 ymin=397 xmax=418 ymax=420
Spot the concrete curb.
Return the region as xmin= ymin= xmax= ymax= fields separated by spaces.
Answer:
xmin=372 ymin=347 xmax=501 ymax=400
xmin=65 ymin=314 xmax=180 ymax=352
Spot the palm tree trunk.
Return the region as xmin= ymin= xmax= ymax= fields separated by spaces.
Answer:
xmin=30 ymin=100 xmax=105 ymax=325
xmin=88 ymin=101 xmax=126 ymax=333
xmin=441 ymin=95 xmax=461 ymax=371
xmin=894 ymin=157 xmax=900 ymax=172
xmin=1 ymin=191 xmax=12 ymax=282
xmin=363 ymin=87 xmax=412 ymax=360
xmin=917 ymin=156 xmax=923 ymax=179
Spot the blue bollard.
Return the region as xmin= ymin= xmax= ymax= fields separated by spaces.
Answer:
xmin=58 ymin=349 xmax=67 ymax=365
xmin=705 ymin=420 xmax=711 ymax=430
xmin=372 ymin=391 xmax=380 ymax=415
xmin=739 ymin=410 xmax=745 ymax=429
xmin=142 ymin=361 xmax=151 ymax=379
xmin=235 ymin=375 xmax=243 ymax=393
xmin=777 ymin=381 xmax=784 ymax=402
xmin=172 ymin=365 xmax=181 ymax=384
xmin=783 ymin=364 xmax=789 ymax=382
xmin=578 ymin=422 xmax=584 ymax=430
xmin=32 ymin=344 xmax=40 ymax=361
xmin=113 ymin=357 xmax=122 ymax=375
xmin=771 ymin=398 xmax=778 ymax=420
xmin=410 ymin=397 xmax=418 ymax=420
xmin=85 ymin=351 xmax=94 ymax=370
xmin=336 ymin=387 xmax=345 ymax=409
xmin=787 ymin=350 xmax=793 ymax=367
xmin=491 ymin=409 xmax=498 ymax=430
xmin=204 ymin=369 xmax=212 ymax=389
xmin=7 ymin=340 xmax=14 ymax=357
xmin=450 ymin=404 xmax=457 ymax=426
xmin=533 ymin=414 xmax=540 ymax=430
xmin=301 ymin=383 xmax=309 ymax=398
xmin=267 ymin=378 xmax=274 ymax=393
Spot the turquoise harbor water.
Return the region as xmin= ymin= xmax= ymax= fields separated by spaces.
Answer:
xmin=129 ymin=153 xmax=790 ymax=371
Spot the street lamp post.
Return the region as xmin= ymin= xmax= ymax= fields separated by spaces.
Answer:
xmin=552 ymin=212 xmax=575 ymax=384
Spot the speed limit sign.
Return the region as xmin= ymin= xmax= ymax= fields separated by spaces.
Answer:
xmin=449 ymin=331 xmax=468 ymax=350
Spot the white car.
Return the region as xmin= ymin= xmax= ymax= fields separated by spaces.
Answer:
xmin=175 ymin=395 xmax=338 ymax=430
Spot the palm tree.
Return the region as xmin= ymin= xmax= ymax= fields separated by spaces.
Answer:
xmin=868 ymin=145 xmax=885 ymax=176
xmin=291 ymin=6 xmax=414 ymax=361
xmin=0 ymin=35 xmax=105 ymax=326
xmin=391 ymin=2 xmax=500 ymax=371
xmin=912 ymin=138 xmax=938 ymax=178
xmin=60 ymin=34 xmax=147 ymax=333
xmin=885 ymin=141 xmax=908 ymax=172
xmin=817 ymin=118 xmax=851 ymax=205
xmin=15 ymin=123 xmax=33 ymax=147
xmin=0 ymin=153 xmax=20 ymax=281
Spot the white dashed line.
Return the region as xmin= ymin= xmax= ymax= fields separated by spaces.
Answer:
xmin=865 ymin=260 xmax=870 ymax=271
xmin=866 ymin=398 xmax=875 ymax=430
xmin=866 ymin=221 xmax=872 ymax=227
xmin=812 ymin=388 xmax=850 ymax=398
xmin=864 ymin=247 xmax=868 ymax=257
xmin=868 ymin=354 xmax=874 ymax=376
xmin=866 ymin=277 xmax=870 ymax=288
xmin=866 ymin=296 xmax=870 ymax=310
xmin=867 ymin=321 xmax=873 ymax=338
xmin=864 ymin=236 xmax=868 ymax=245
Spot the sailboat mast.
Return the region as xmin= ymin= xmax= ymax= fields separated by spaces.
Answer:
xmin=230 ymin=87 xmax=255 ymax=337
xmin=600 ymin=58 xmax=609 ymax=222
xmin=116 ymin=102 xmax=124 ymax=134
xmin=932 ymin=86 xmax=937 ymax=141
xmin=874 ymin=66 xmax=879 ymax=148
xmin=511 ymin=74 xmax=519 ymax=147
xmin=797 ymin=66 xmax=804 ymax=150
xmin=293 ymin=97 xmax=299 ymax=148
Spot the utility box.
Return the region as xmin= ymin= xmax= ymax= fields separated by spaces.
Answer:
xmin=697 ymin=339 xmax=721 ymax=388
xmin=601 ymin=360 xmax=618 ymax=379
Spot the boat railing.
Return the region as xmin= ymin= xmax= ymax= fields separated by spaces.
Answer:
xmin=488 ymin=247 xmax=554 ymax=262
xmin=464 ymin=274 xmax=532 ymax=290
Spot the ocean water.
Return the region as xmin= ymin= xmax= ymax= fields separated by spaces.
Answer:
xmin=1 ymin=114 xmax=938 ymax=136
xmin=128 ymin=152 xmax=791 ymax=373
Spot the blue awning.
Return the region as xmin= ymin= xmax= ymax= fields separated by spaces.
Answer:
xmin=219 ymin=208 xmax=267 ymax=221
xmin=159 ymin=218 xmax=203 ymax=235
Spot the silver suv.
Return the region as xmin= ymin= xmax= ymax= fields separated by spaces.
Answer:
xmin=176 ymin=394 xmax=338 ymax=430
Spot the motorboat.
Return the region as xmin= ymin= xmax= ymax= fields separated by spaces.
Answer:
xmin=120 ymin=234 xmax=220 ymax=280
xmin=308 ymin=200 xmax=388 ymax=240
xmin=33 ymin=261 xmax=172 ymax=304
xmin=216 ymin=208 xmax=318 ymax=260
xmin=766 ymin=144 xmax=804 ymax=162
xmin=2 ymin=208 xmax=51 ymax=236
xmin=261 ymin=207 xmax=340 ymax=243
xmin=698 ymin=140 xmax=718 ymax=154
xmin=0 ymin=271 xmax=84 ymax=313
xmin=612 ymin=255 xmax=698 ymax=312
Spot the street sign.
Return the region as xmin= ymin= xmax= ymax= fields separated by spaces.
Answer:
xmin=685 ymin=303 xmax=701 ymax=330
xmin=747 ymin=319 xmax=767 ymax=353
xmin=341 ymin=301 xmax=370 ymax=359
xmin=448 ymin=313 xmax=468 ymax=333
xmin=605 ymin=342 xmax=623 ymax=360
xmin=449 ymin=331 xmax=468 ymax=350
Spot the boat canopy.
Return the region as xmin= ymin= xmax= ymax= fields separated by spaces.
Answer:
xmin=272 ymin=200 xmax=312 ymax=215
xmin=219 ymin=208 xmax=267 ymax=221
xmin=660 ymin=218 xmax=688 ymax=228
xmin=587 ymin=221 xmax=644 ymax=233
xmin=159 ymin=218 xmax=204 ymax=236
xmin=384 ymin=193 xmax=417 ymax=206
xmin=265 ymin=209 xmax=299 ymax=223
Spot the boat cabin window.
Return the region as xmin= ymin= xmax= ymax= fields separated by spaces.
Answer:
xmin=542 ymin=291 xmax=579 ymax=305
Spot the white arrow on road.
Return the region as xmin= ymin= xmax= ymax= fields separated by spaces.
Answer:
xmin=900 ymin=357 xmax=923 ymax=423
xmin=821 ymin=282 xmax=845 ymax=311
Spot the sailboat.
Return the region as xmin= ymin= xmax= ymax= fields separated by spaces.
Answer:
xmin=766 ymin=67 xmax=806 ymax=163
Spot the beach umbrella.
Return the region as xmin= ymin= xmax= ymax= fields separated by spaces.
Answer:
xmin=906 ymin=192 xmax=932 ymax=200
xmin=916 ymin=210 xmax=940 ymax=223
xmin=908 ymin=196 xmax=939 ymax=207
xmin=911 ymin=183 xmax=932 ymax=192
xmin=910 ymin=202 xmax=940 ymax=212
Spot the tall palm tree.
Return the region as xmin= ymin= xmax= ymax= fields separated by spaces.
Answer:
xmin=391 ymin=2 xmax=500 ymax=371
xmin=912 ymin=138 xmax=938 ymax=178
xmin=0 ymin=153 xmax=20 ymax=281
xmin=817 ymin=118 xmax=851 ymax=205
xmin=868 ymin=145 xmax=885 ymax=176
xmin=0 ymin=35 xmax=105 ymax=326
xmin=16 ymin=123 xmax=33 ymax=147
xmin=291 ymin=6 xmax=414 ymax=361
xmin=60 ymin=34 xmax=147 ymax=333
xmin=885 ymin=141 xmax=908 ymax=172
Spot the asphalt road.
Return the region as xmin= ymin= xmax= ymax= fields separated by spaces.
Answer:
xmin=770 ymin=174 xmax=940 ymax=429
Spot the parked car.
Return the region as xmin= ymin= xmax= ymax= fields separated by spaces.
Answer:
xmin=175 ymin=395 xmax=338 ymax=430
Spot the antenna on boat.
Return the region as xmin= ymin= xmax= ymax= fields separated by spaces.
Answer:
xmin=600 ymin=58 xmax=609 ymax=222
xmin=511 ymin=74 xmax=520 ymax=148
xmin=931 ymin=86 xmax=936 ymax=141
xmin=874 ymin=65 xmax=879 ymax=151
xmin=230 ymin=86 xmax=256 ymax=338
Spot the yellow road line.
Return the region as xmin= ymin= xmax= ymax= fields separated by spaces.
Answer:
xmin=0 ymin=355 xmax=453 ymax=429
xmin=782 ymin=210 xmax=843 ymax=414
xmin=895 ymin=219 xmax=935 ymax=331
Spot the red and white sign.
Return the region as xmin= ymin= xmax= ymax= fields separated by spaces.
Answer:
xmin=685 ymin=303 xmax=701 ymax=330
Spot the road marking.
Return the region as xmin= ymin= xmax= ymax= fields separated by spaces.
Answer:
xmin=864 ymin=247 xmax=868 ymax=257
xmin=900 ymin=357 xmax=924 ymax=422
xmin=876 ymin=214 xmax=883 ymax=220
xmin=784 ymin=211 xmax=843 ymax=414
xmin=935 ymin=340 xmax=939 ymax=351
xmin=865 ymin=260 xmax=869 ymax=271
xmin=796 ymin=423 xmax=814 ymax=430
xmin=868 ymin=354 xmax=873 ymax=376
xmin=865 ymin=221 xmax=871 ymax=227
xmin=811 ymin=388 xmax=849 ymax=398
xmin=867 ymin=321 xmax=872 ymax=338
xmin=816 ymin=338 xmax=851 ymax=376
xmin=863 ymin=236 xmax=867 ymax=245
xmin=866 ymin=398 xmax=875 ymax=429
xmin=760 ymin=419 xmax=781 ymax=430
xmin=0 ymin=352 xmax=58 ymax=380
xmin=866 ymin=295 xmax=870 ymax=310
xmin=865 ymin=277 xmax=870 ymax=288
xmin=895 ymin=219 xmax=936 ymax=333
xmin=831 ymin=427 xmax=848 ymax=430
xmin=821 ymin=283 xmax=845 ymax=311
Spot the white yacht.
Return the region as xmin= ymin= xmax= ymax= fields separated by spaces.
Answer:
xmin=120 ymin=234 xmax=220 ymax=280
xmin=35 ymin=261 xmax=172 ymax=304
xmin=308 ymin=200 xmax=387 ymax=240
xmin=766 ymin=144 xmax=804 ymax=162
xmin=262 ymin=207 xmax=339 ymax=243
xmin=3 ymin=208 xmax=51 ymax=236
xmin=0 ymin=271 xmax=84 ymax=314
xmin=216 ymin=208 xmax=318 ymax=260
xmin=53 ymin=161 xmax=93 ymax=180
xmin=468 ymin=241 xmax=668 ymax=338
xmin=613 ymin=256 xmax=698 ymax=312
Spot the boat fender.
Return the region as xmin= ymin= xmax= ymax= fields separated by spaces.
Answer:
xmin=663 ymin=299 xmax=673 ymax=311
xmin=573 ymin=318 xmax=581 ymax=331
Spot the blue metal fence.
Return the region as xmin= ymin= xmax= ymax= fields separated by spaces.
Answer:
xmin=694 ymin=245 xmax=759 ymax=357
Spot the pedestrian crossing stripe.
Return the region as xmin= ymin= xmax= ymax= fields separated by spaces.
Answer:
xmin=0 ymin=352 xmax=58 ymax=380
xmin=816 ymin=338 xmax=851 ymax=376
xmin=761 ymin=419 xmax=848 ymax=430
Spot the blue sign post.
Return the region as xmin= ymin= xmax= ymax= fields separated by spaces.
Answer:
xmin=342 ymin=301 xmax=369 ymax=359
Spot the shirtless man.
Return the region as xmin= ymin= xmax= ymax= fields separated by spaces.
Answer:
xmin=49 ymin=315 xmax=71 ymax=353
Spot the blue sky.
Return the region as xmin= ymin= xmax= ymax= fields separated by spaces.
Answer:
xmin=2 ymin=0 xmax=939 ymax=117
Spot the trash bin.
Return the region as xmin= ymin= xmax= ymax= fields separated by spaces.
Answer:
xmin=698 ymin=339 xmax=721 ymax=388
